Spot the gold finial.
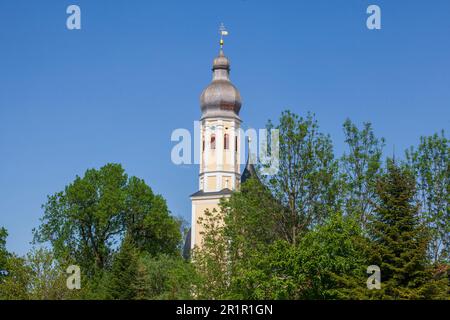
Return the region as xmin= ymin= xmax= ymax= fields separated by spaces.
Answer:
xmin=219 ymin=23 xmax=228 ymax=49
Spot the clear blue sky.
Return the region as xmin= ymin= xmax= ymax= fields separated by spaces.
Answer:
xmin=1 ymin=0 xmax=449 ymax=255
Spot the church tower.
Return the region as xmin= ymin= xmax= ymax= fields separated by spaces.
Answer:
xmin=190 ymin=35 xmax=242 ymax=251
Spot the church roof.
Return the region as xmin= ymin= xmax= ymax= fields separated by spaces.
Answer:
xmin=241 ymin=157 xmax=259 ymax=184
xmin=241 ymin=139 xmax=259 ymax=184
xmin=182 ymin=228 xmax=191 ymax=260
xmin=190 ymin=188 xmax=234 ymax=198
xmin=241 ymin=163 xmax=258 ymax=184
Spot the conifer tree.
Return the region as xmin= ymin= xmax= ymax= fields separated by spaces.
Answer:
xmin=368 ymin=161 xmax=433 ymax=299
xmin=105 ymin=236 xmax=139 ymax=300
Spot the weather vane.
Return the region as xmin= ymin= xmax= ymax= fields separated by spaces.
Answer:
xmin=219 ymin=23 xmax=228 ymax=49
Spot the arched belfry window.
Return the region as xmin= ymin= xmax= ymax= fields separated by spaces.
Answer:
xmin=224 ymin=134 xmax=229 ymax=149
xmin=202 ymin=138 xmax=205 ymax=151
xmin=235 ymin=136 xmax=238 ymax=152
xmin=210 ymin=134 xmax=216 ymax=150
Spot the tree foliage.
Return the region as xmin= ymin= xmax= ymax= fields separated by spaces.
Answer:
xmin=194 ymin=111 xmax=449 ymax=300
xmin=0 ymin=254 xmax=30 ymax=300
xmin=135 ymin=253 xmax=198 ymax=300
xmin=265 ymin=111 xmax=340 ymax=244
xmin=367 ymin=161 xmax=441 ymax=299
xmin=0 ymin=227 xmax=30 ymax=300
xmin=406 ymin=131 xmax=449 ymax=263
xmin=2 ymin=111 xmax=449 ymax=301
xmin=103 ymin=236 xmax=140 ymax=300
xmin=0 ymin=227 xmax=9 ymax=281
xmin=341 ymin=119 xmax=385 ymax=229
xmin=25 ymin=248 xmax=73 ymax=300
xmin=194 ymin=178 xmax=370 ymax=300
xmin=33 ymin=163 xmax=181 ymax=277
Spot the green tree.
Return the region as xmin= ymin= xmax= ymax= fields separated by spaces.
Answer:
xmin=228 ymin=240 xmax=301 ymax=300
xmin=194 ymin=178 xmax=370 ymax=300
xmin=135 ymin=254 xmax=198 ymax=300
xmin=0 ymin=254 xmax=31 ymax=300
xmin=406 ymin=131 xmax=449 ymax=263
xmin=0 ymin=227 xmax=30 ymax=300
xmin=0 ymin=227 xmax=9 ymax=281
xmin=33 ymin=163 xmax=181 ymax=277
xmin=25 ymin=248 xmax=73 ymax=300
xmin=223 ymin=178 xmax=285 ymax=256
xmin=193 ymin=206 xmax=230 ymax=299
xmin=102 ymin=238 xmax=197 ymax=300
xmin=193 ymin=176 xmax=293 ymax=299
xmin=368 ymin=161 xmax=436 ymax=299
xmin=265 ymin=111 xmax=340 ymax=244
xmin=125 ymin=176 xmax=181 ymax=256
xmin=297 ymin=212 xmax=369 ymax=299
xmin=104 ymin=237 xmax=139 ymax=300
xmin=224 ymin=213 xmax=370 ymax=300
xmin=341 ymin=119 xmax=385 ymax=229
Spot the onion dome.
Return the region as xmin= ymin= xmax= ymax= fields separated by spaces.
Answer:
xmin=200 ymin=49 xmax=242 ymax=119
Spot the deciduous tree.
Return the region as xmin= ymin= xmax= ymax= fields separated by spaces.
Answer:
xmin=341 ymin=119 xmax=385 ymax=229
xmin=33 ymin=163 xmax=181 ymax=277
xmin=406 ymin=131 xmax=449 ymax=263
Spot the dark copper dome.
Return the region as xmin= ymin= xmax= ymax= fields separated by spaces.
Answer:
xmin=200 ymin=50 xmax=241 ymax=119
